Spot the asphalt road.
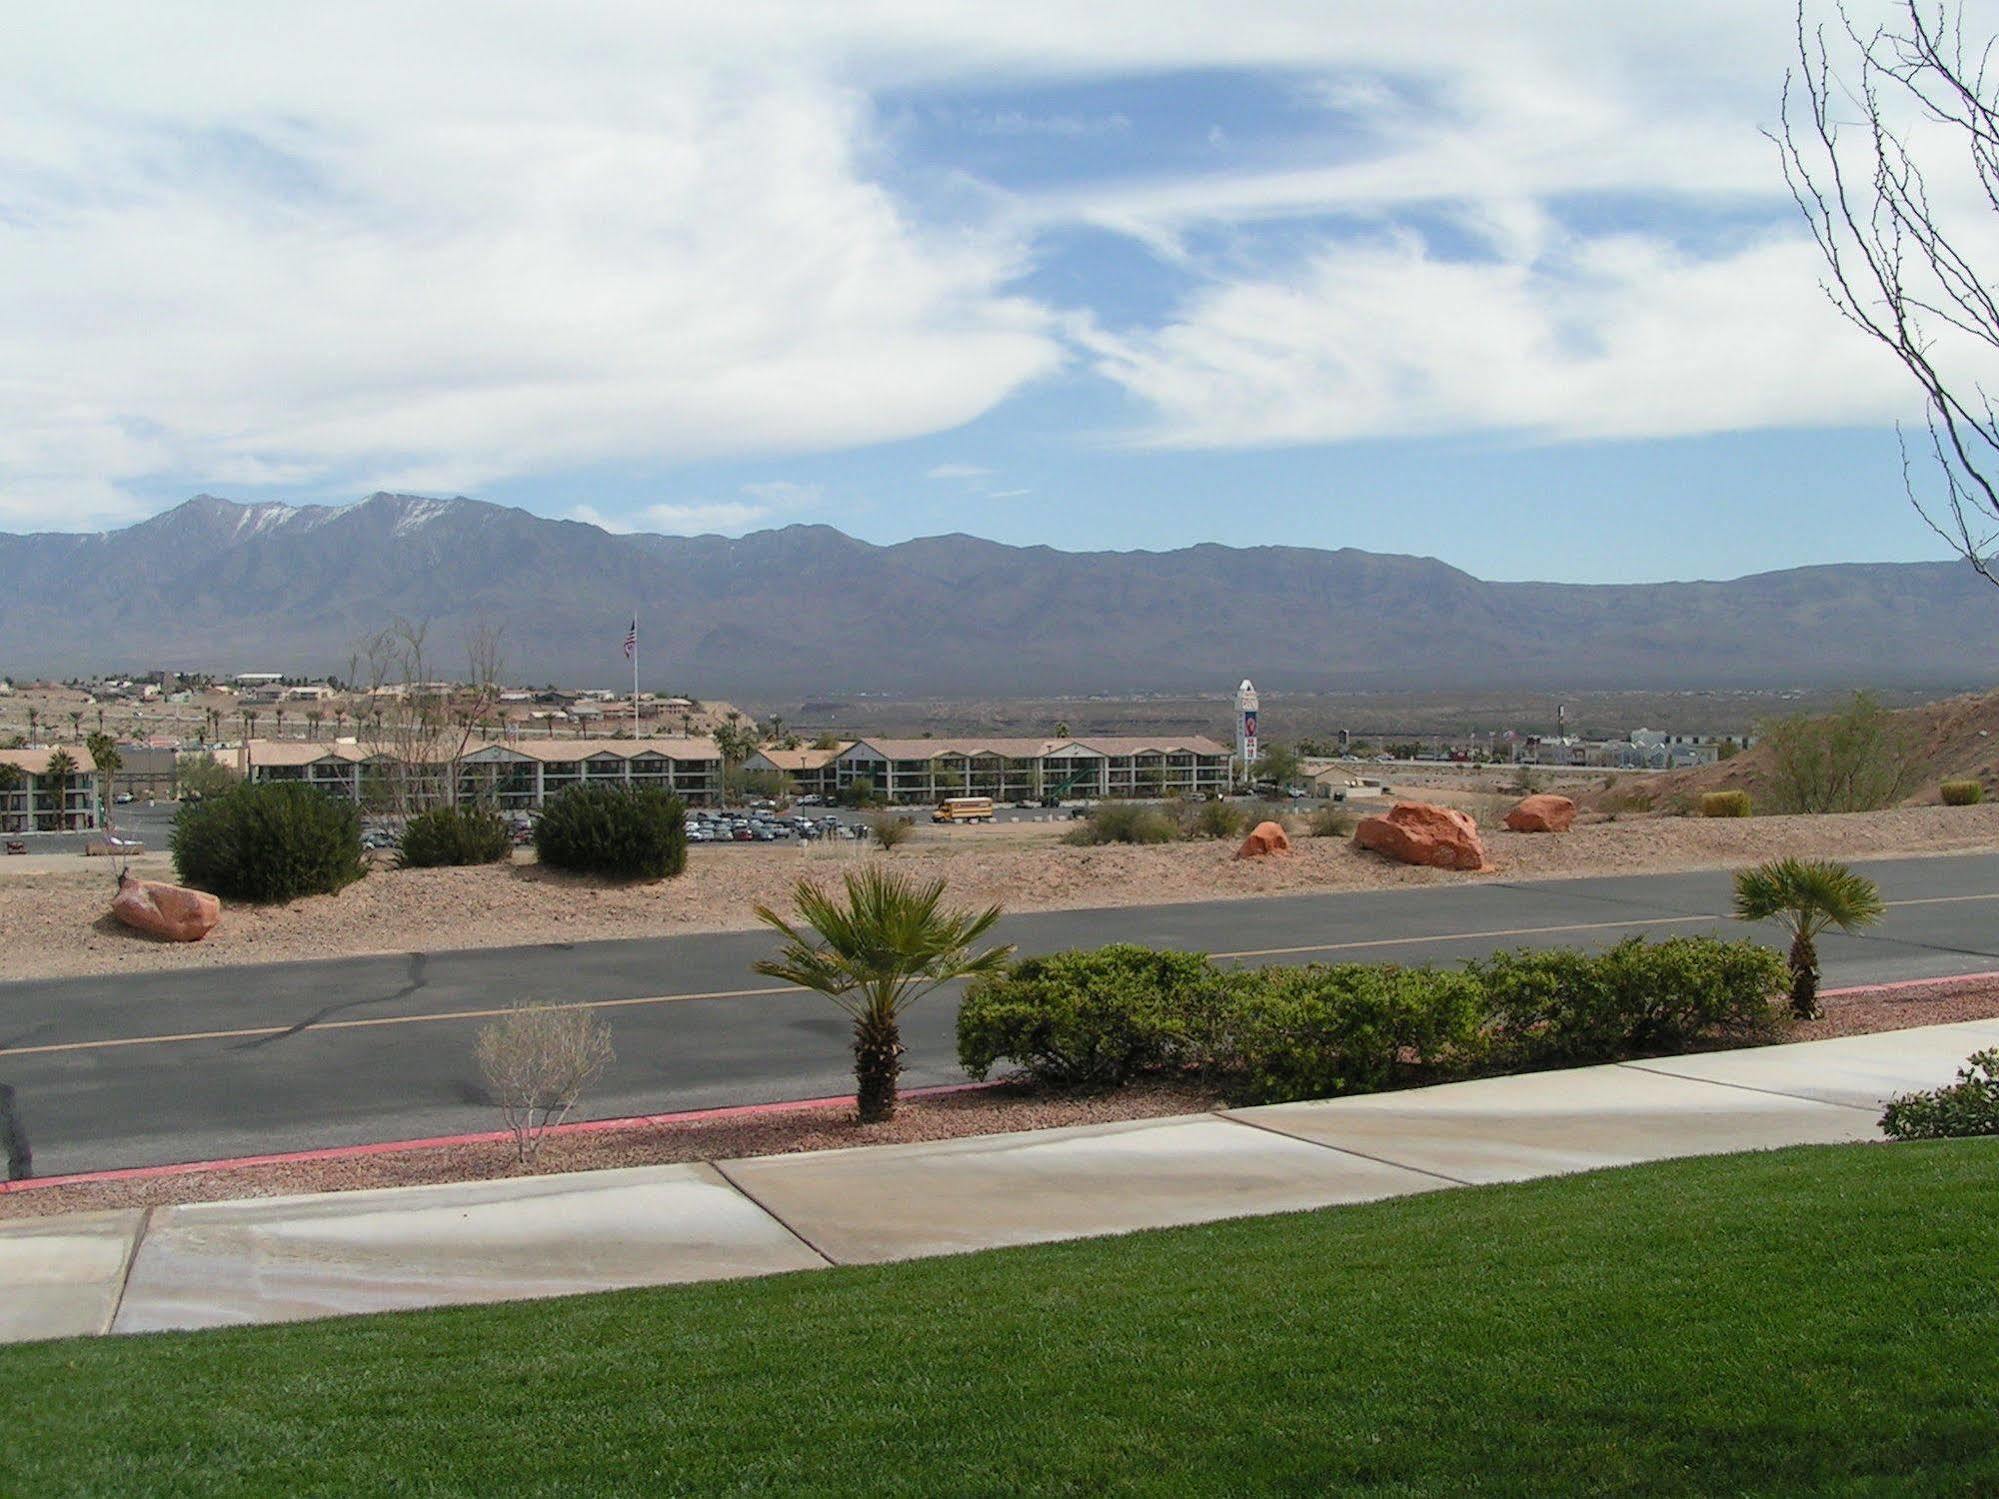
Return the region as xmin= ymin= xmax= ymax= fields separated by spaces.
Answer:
xmin=7 ymin=850 xmax=1999 ymax=1177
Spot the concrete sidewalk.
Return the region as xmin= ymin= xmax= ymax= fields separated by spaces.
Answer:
xmin=7 ymin=1019 xmax=1996 ymax=1344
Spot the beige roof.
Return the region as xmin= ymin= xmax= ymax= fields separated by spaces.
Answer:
xmin=245 ymin=736 xmax=722 ymax=767
xmin=0 ymin=745 xmax=98 ymax=775
xmin=491 ymin=737 xmax=720 ymax=764
xmin=745 ymin=744 xmax=849 ymax=772
xmin=844 ymin=735 xmax=1228 ymax=761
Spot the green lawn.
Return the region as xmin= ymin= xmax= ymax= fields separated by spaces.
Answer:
xmin=5 ymin=1141 xmax=1996 ymax=1496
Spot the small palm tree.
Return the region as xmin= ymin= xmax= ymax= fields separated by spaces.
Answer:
xmin=41 ymin=749 xmax=77 ymax=831
xmin=1733 ymin=858 xmax=1886 ymax=1019
xmin=754 ymin=868 xmax=1012 ymax=1122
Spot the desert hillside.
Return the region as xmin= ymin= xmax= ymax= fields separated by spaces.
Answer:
xmin=1587 ymin=686 xmax=1999 ymax=813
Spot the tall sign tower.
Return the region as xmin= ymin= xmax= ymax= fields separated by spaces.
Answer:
xmin=1236 ymin=678 xmax=1259 ymax=772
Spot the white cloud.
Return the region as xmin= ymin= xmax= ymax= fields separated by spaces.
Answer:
xmin=984 ymin=487 xmax=1032 ymax=498
xmin=0 ymin=1 xmax=1950 ymax=528
xmin=926 ymin=463 xmax=993 ymax=479
xmin=1079 ymin=228 xmax=1926 ymax=446
xmin=636 ymin=501 xmax=774 ymax=535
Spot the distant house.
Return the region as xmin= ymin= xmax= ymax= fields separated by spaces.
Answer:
xmin=239 ymin=737 xmax=723 ymax=808
xmin=0 ymin=745 xmax=101 ymax=833
xmin=826 ymin=736 xmax=1231 ymax=803
xmin=742 ymin=744 xmax=850 ymax=798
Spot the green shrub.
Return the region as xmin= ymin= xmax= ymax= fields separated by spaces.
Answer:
xmin=533 ymin=784 xmax=686 ymax=880
xmin=1185 ymin=800 xmax=1249 ymax=840
xmin=1219 ymin=964 xmax=1487 ymax=1104
xmin=1760 ymin=691 xmax=1923 ymax=813
xmin=1063 ymin=802 xmax=1181 ymax=845
xmin=397 ymin=805 xmax=512 ymax=868
xmin=1880 ymin=1049 xmax=1999 ymax=1139
xmin=1700 ymin=790 xmax=1752 ymax=818
xmin=171 ymin=781 xmax=366 ymax=903
xmin=1304 ymin=805 xmax=1354 ymax=838
xmin=1471 ymin=936 xmax=1786 ymax=1066
xmin=958 ymin=945 xmax=1224 ymax=1088
xmin=1940 ymin=779 xmax=1985 ymax=806
xmin=957 ymin=935 xmax=1791 ymax=1106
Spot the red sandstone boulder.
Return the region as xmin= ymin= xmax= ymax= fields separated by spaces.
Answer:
xmin=112 ymin=873 xmax=221 ymax=942
xmin=1354 ymin=801 xmax=1490 ymax=872
xmin=1233 ymin=820 xmax=1292 ymax=859
xmin=1502 ymin=793 xmax=1576 ymax=834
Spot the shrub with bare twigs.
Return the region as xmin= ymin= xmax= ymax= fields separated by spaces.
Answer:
xmin=475 ymin=1004 xmax=614 ymax=1163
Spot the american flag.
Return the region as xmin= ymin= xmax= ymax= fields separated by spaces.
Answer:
xmin=622 ymin=616 xmax=637 ymax=660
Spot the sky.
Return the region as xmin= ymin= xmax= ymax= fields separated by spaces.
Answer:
xmin=2 ymin=1 xmax=1994 ymax=582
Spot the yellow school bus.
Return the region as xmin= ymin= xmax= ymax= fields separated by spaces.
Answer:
xmin=932 ymin=796 xmax=996 ymax=824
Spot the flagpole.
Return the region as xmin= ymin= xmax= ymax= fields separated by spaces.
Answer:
xmin=631 ymin=608 xmax=640 ymax=740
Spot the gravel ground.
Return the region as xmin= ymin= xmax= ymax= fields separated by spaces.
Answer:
xmin=7 ymin=802 xmax=1999 ymax=980
xmin=4 ymin=975 xmax=1994 ymax=1222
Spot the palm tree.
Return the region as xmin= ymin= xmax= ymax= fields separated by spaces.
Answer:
xmin=1733 ymin=858 xmax=1886 ymax=1020
xmin=754 ymin=868 xmax=1012 ymax=1122
xmin=41 ymin=749 xmax=77 ymax=831
xmin=0 ymin=763 xmax=22 ymax=832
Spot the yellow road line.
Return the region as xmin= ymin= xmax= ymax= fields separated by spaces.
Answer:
xmin=12 ymin=888 xmax=1999 ymax=1060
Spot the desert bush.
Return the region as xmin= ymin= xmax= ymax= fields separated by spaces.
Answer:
xmin=1700 ymin=790 xmax=1752 ymax=818
xmin=1940 ymin=779 xmax=1985 ymax=806
xmin=958 ymin=945 xmax=1226 ymax=1088
xmin=869 ymin=812 xmax=916 ymax=850
xmin=1063 ymin=802 xmax=1181 ymax=845
xmin=475 ymin=1003 xmax=615 ymax=1163
xmin=1760 ymin=692 xmax=1924 ymax=814
xmin=1472 ymin=936 xmax=1787 ymax=1066
xmin=1598 ymin=785 xmax=1656 ymax=816
xmin=533 ymin=783 xmax=686 ymax=880
xmin=396 ymin=804 xmax=511 ymax=868
xmin=1880 ymin=1049 xmax=1999 ymax=1139
xmin=171 ymin=781 xmax=366 ymax=903
xmin=1218 ymin=963 xmax=1487 ymax=1104
xmin=1185 ymin=800 xmax=1249 ymax=840
xmin=175 ymin=751 xmax=240 ymax=801
xmin=1304 ymin=805 xmax=1354 ymax=838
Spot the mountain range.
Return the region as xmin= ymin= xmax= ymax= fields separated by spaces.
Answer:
xmin=1 ymin=492 xmax=1993 ymax=695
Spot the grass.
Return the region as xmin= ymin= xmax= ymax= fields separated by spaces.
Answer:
xmin=4 ymin=1141 xmax=1996 ymax=1495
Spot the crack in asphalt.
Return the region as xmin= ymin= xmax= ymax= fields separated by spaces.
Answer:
xmin=232 ymin=951 xmax=431 ymax=1051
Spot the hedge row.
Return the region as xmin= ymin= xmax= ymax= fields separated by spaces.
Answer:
xmin=958 ymin=937 xmax=1788 ymax=1105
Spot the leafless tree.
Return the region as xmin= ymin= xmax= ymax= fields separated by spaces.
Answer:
xmin=350 ymin=617 xmax=506 ymax=814
xmin=1777 ymin=1 xmax=1999 ymax=579
xmin=474 ymin=1003 xmax=614 ymax=1164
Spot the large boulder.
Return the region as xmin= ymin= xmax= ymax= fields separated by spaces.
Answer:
xmin=1233 ymin=820 xmax=1292 ymax=859
xmin=112 ymin=873 xmax=221 ymax=943
xmin=1502 ymin=793 xmax=1576 ymax=834
xmin=1354 ymin=801 xmax=1490 ymax=872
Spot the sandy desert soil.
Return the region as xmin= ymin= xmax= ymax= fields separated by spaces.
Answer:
xmin=4 ymin=974 xmax=1991 ymax=1221
xmin=5 ymin=802 xmax=1999 ymax=980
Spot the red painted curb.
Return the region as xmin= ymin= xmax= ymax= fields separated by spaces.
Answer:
xmin=0 ymin=1081 xmax=997 ymax=1194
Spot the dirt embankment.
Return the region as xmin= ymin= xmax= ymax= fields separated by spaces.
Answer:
xmin=1582 ymin=685 xmax=1999 ymax=814
xmin=7 ymin=802 xmax=1999 ymax=981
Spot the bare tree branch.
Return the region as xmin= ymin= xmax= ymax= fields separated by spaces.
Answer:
xmin=1775 ymin=1 xmax=1999 ymax=584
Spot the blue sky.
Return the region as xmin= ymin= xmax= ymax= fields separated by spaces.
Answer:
xmin=0 ymin=3 xmax=1966 ymax=581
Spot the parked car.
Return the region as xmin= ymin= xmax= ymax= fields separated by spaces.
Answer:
xmin=113 ymin=792 xmax=135 ymax=805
